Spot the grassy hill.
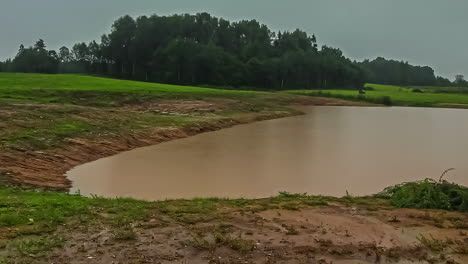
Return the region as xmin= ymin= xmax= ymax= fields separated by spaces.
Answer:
xmin=0 ymin=73 xmax=267 ymax=106
xmin=286 ymin=83 xmax=468 ymax=108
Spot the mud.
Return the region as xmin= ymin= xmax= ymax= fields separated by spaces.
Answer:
xmin=45 ymin=207 xmax=468 ymax=263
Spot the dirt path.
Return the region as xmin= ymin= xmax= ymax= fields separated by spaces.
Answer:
xmin=0 ymin=96 xmax=373 ymax=190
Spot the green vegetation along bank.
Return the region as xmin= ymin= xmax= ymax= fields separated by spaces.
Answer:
xmin=286 ymin=83 xmax=468 ymax=108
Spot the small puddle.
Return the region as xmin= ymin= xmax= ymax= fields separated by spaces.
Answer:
xmin=67 ymin=106 xmax=468 ymax=200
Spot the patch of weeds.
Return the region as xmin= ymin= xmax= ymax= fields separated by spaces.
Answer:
xmin=280 ymin=203 xmax=301 ymax=211
xmin=16 ymin=224 xmax=55 ymax=236
xmin=187 ymin=232 xmax=214 ymax=251
xmin=380 ymin=176 xmax=468 ymax=212
xmin=212 ymin=224 xmax=255 ymax=253
xmin=451 ymin=243 xmax=468 ymax=255
xmin=277 ymin=192 xmax=309 ymax=199
xmin=388 ymin=216 xmax=401 ymax=223
xmin=0 ymin=214 xmax=23 ymax=227
xmin=0 ymin=188 xmax=91 ymax=228
xmin=450 ymin=219 xmax=468 ymax=229
xmin=347 ymin=196 xmax=391 ymax=210
xmin=156 ymin=198 xmax=221 ymax=224
xmin=112 ymin=226 xmax=137 ymax=241
xmin=4 ymin=120 xmax=92 ymax=150
xmin=9 ymin=235 xmax=64 ymax=256
xmin=274 ymin=192 xmax=330 ymax=209
xmin=0 ymin=239 xmax=7 ymax=249
xmin=188 ymin=226 xmax=255 ymax=254
xmin=213 ymin=232 xmax=255 ymax=253
xmin=304 ymin=199 xmax=329 ymax=206
xmin=91 ymin=197 xmax=150 ymax=226
xmin=417 ymin=234 xmax=449 ymax=252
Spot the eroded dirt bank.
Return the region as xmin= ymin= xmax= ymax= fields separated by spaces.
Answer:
xmin=0 ymin=96 xmax=371 ymax=190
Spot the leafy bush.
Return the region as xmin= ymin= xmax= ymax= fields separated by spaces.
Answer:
xmin=412 ymin=88 xmax=424 ymax=93
xmin=380 ymin=178 xmax=468 ymax=212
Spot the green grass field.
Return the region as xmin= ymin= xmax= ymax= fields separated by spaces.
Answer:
xmin=286 ymin=84 xmax=468 ymax=108
xmin=0 ymin=73 xmax=270 ymax=106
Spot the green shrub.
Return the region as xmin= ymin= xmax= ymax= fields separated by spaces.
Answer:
xmin=380 ymin=179 xmax=468 ymax=212
xmin=412 ymin=88 xmax=424 ymax=93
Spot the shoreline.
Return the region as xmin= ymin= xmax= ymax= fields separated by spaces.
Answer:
xmin=0 ymin=187 xmax=466 ymax=263
xmin=0 ymin=96 xmax=372 ymax=191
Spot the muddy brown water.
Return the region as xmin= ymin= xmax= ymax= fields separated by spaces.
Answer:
xmin=68 ymin=106 xmax=468 ymax=200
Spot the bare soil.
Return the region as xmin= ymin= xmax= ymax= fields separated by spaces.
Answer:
xmin=45 ymin=207 xmax=468 ymax=264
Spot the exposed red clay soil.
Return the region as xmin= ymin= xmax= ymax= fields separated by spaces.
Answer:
xmin=0 ymin=96 xmax=373 ymax=190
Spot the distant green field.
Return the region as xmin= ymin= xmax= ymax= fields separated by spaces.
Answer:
xmin=0 ymin=73 xmax=267 ymax=106
xmin=286 ymin=84 xmax=468 ymax=108
xmin=3 ymin=73 xmax=468 ymax=108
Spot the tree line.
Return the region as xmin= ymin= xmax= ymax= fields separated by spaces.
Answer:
xmin=0 ymin=13 xmax=465 ymax=89
xmin=358 ymin=57 xmax=465 ymax=87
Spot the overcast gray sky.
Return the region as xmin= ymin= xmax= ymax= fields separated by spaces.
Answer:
xmin=0 ymin=0 xmax=466 ymax=79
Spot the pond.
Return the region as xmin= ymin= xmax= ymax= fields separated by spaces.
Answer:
xmin=67 ymin=106 xmax=468 ymax=200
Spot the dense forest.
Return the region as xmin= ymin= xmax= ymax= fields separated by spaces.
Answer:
xmin=0 ymin=13 xmax=465 ymax=89
xmin=357 ymin=57 xmax=461 ymax=87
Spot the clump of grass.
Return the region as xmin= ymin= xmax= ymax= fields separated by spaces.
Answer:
xmin=417 ymin=234 xmax=449 ymax=252
xmin=187 ymin=232 xmax=214 ymax=250
xmin=388 ymin=216 xmax=401 ymax=223
xmin=451 ymin=243 xmax=468 ymax=255
xmin=9 ymin=235 xmax=64 ymax=256
xmin=450 ymin=219 xmax=468 ymax=229
xmin=213 ymin=232 xmax=255 ymax=253
xmin=0 ymin=188 xmax=91 ymax=228
xmin=112 ymin=227 xmax=137 ymax=241
xmin=188 ymin=228 xmax=255 ymax=254
xmin=379 ymin=171 xmax=468 ymax=212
